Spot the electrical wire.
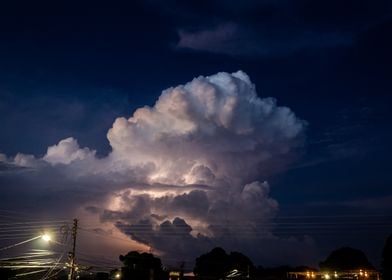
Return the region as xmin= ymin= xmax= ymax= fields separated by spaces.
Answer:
xmin=39 ymin=250 xmax=67 ymax=280
xmin=0 ymin=236 xmax=42 ymax=251
xmin=1 ymin=210 xmax=390 ymax=274
xmin=78 ymin=227 xmax=134 ymax=243
xmin=15 ymin=268 xmax=48 ymax=277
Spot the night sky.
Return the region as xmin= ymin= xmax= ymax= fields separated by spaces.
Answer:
xmin=0 ymin=0 xmax=391 ymax=270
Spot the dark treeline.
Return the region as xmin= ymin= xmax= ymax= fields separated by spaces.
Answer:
xmin=1 ymin=233 xmax=391 ymax=280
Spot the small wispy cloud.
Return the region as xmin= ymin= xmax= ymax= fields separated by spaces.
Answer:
xmin=176 ymin=22 xmax=351 ymax=56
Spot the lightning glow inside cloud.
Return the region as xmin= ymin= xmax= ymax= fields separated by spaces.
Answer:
xmin=1 ymin=71 xmax=315 ymax=265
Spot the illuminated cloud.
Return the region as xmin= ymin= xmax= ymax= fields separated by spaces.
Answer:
xmin=0 ymin=71 xmax=312 ymax=265
xmin=102 ymin=71 xmax=308 ymax=264
xmin=107 ymin=70 xmax=305 ymax=186
xmin=43 ymin=137 xmax=96 ymax=165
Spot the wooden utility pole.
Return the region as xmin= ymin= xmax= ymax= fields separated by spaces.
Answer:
xmin=68 ymin=219 xmax=78 ymax=280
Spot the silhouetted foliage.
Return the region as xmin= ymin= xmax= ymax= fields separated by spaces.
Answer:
xmin=258 ymin=266 xmax=292 ymax=280
xmin=119 ymin=251 xmax=166 ymax=280
xmin=319 ymin=247 xmax=373 ymax=271
xmin=194 ymin=247 xmax=255 ymax=279
xmin=95 ymin=272 xmax=109 ymax=280
xmin=0 ymin=268 xmax=15 ymax=279
xmin=194 ymin=247 xmax=229 ymax=279
xmin=382 ymin=234 xmax=392 ymax=280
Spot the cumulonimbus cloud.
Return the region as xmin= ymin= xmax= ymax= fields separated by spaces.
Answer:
xmin=107 ymin=70 xmax=305 ymax=185
xmin=0 ymin=71 xmax=313 ymax=265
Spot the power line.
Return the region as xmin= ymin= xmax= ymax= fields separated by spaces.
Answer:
xmin=15 ymin=268 xmax=48 ymax=277
xmin=40 ymin=251 xmax=67 ymax=280
xmin=78 ymin=227 xmax=133 ymax=243
xmin=0 ymin=236 xmax=42 ymax=251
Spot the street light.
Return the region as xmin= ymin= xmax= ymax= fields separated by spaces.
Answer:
xmin=41 ymin=233 xmax=52 ymax=242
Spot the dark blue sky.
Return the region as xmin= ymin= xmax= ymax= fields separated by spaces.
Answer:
xmin=0 ymin=0 xmax=391 ymax=267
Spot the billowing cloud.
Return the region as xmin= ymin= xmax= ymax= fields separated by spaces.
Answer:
xmin=43 ymin=137 xmax=96 ymax=165
xmin=0 ymin=71 xmax=314 ymax=266
xmin=107 ymin=70 xmax=305 ymax=186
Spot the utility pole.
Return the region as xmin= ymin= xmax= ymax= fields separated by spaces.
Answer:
xmin=68 ymin=218 xmax=78 ymax=280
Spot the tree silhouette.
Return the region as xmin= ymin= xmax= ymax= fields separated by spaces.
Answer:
xmin=194 ymin=247 xmax=254 ymax=279
xmin=0 ymin=268 xmax=15 ymax=279
xmin=228 ymin=251 xmax=254 ymax=276
xmin=119 ymin=251 xmax=166 ymax=280
xmin=194 ymin=247 xmax=230 ymax=279
xmin=382 ymin=234 xmax=392 ymax=280
xmin=320 ymin=247 xmax=373 ymax=271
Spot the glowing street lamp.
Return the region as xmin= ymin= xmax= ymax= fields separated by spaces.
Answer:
xmin=41 ymin=233 xmax=52 ymax=242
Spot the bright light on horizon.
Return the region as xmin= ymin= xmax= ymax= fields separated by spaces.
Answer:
xmin=41 ymin=234 xmax=51 ymax=242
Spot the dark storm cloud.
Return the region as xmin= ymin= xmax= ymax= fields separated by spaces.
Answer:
xmin=172 ymin=190 xmax=210 ymax=217
xmin=116 ymin=217 xmax=210 ymax=262
xmin=115 ymin=216 xmax=318 ymax=266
